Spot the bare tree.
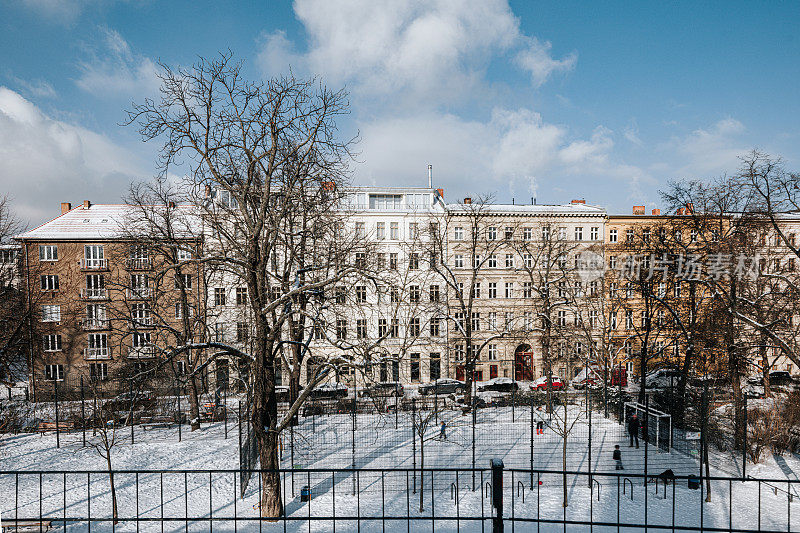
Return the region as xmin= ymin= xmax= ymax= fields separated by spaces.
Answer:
xmin=0 ymin=197 xmax=28 ymax=386
xmin=126 ymin=53 xmax=363 ymax=517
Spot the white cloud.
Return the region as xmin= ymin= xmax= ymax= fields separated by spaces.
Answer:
xmin=258 ymin=0 xmax=574 ymax=104
xmin=0 ymin=87 xmax=144 ymax=225
xmin=18 ymin=0 xmax=88 ymax=24
xmin=665 ymin=117 xmax=748 ymax=176
xmin=75 ymin=27 xmax=160 ymax=98
xmin=514 ymin=37 xmax=576 ymax=87
xmin=8 ymin=75 xmax=57 ymax=99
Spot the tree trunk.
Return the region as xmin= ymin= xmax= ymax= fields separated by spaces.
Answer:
xmin=759 ymin=337 xmax=771 ymax=397
xmin=105 ymin=454 xmax=118 ymax=525
xmin=254 ymin=341 xmax=282 ymax=519
xmin=188 ymin=373 xmax=201 ymax=431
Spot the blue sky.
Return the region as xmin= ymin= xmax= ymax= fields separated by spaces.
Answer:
xmin=1 ymin=1 xmax=798 ymax=226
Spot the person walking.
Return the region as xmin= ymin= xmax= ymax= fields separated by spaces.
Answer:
xmin=613 ymin=445 xmax=624 ymax=470
xmin=628 ymin=414 xmax=640 ymax=448
xmin=536 ymin=420 xmax=544 ymax=435
xmin=440 ymin=421 xmax=447 ymax=440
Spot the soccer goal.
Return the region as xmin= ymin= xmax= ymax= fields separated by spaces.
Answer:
xmin=624 ymin=401 xmax=672 ymax=452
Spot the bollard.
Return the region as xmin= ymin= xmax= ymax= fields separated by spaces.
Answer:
xmin=491 ymin=458 xmax=504 ymax=533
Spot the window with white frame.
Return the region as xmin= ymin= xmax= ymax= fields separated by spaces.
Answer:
xmin=45 ymin=364 xmax=64 ymax=381
xmin=505 ymin=282 xmax=514 ymax=298
xmin=504 ymin=311 xmax=514 ymax=330
xmin=214 ymin=287 xmax=226 ymax=306
xmin=471 ymin=312 xmax=480 ymax=331
xmin=177 ymin=248 xmax=192 ymax=261
xmin=454 ymin=254 xmax=464 ymax=268
xmin=505 ymin=254 xmax=514 ymax=268
xmin=40 ymin=274 xmax=59 ymax=291
xmin=487 ymin=254 xmax=497 ymax=268
xmin=39 ymin=245 xmax=58 ymax=261
xmin=487 ymin=282 xmax=497 ymax=298
xmin=90 ymin=362 xmax=108 ymax=381
xmin=522 ymin=282 xmax=532 ymax=298
xmin=133 ymin=331 xmax=152 ymax=348
xmin=487 ymin=312 xmax=497 ymax=329
xmin=84 ymin=245 xmax=105 ymax=268
xmin=574 ymin=227 xmax=583 ymax=241
xmin=357 ymin=319 xmax=368 ymax=339
xmin=523 ymin=227 xmax=532 ymax=240
xmin=487 ymin=226 xmax=497 ymax=240
xmin=558 ymin=310 xmax=566 ymax=327
xmin=43 ymin=334 xmax=62 ymax=352
xmin=542 ymin=226 xmax=550 ymax=241
xmin=590 ymin=227 xmax=599 ymax=240
xmin=429 ymin=317 xmax=441 ymax=337
xmin=454 ymin=226 xmax=464 ymax=240
xmin=472 ymin=282 xmax=481 ymax=299
xmin=390 ymin=222 xmax=399 ymax=240
xmin=355 ymin=222 xmax=365 ymax=237
xmin=375 ymin=222 xmax=386 ymax=240
xmin=523 ymin=253 xmax=532 ymax=268
xmin=609 ymin=229 xmax=617 ymax=243
xmin=42 ymin=305 xmax=60 ymax=322
xmin=487 ymin=344 xmax=497 ymax=361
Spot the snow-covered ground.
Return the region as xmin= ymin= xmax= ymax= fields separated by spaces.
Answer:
xmin=2 ymin=404 xmax=799 ymax=531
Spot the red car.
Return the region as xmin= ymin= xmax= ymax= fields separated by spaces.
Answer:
xmin=532 ymin=376 xmax=564 ymax=391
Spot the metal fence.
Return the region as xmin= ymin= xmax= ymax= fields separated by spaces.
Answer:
xmin=1 ymin=467 xmax=796 ymax=532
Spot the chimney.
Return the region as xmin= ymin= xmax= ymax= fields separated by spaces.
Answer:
xmin=633 ymin=205 xmax=645 ymax=215
xmin=204 ymin=185 xmax=212 ymax=197
xmin=571 ymin=199 xmax=586 ymax=205
xmin=322 ymin=181 xmax=336 ymax=191
xmin=83 ymin=200 xmax=91 ymax=209
xmin=168 ymin=201 xmax=176 ymax=209
xmin=60 ymin=202 xmax=72 ymax=215
xmin=532 ymin=197 xmax=535 ymax=205
xmin=463 ymin=197 xmax=472 ymax=204
xmin=652 ymin=208 xmax=661 ymax=216
xmin=427 ymin=164 xmax=433 ymax=189
xmin=436 ymin=188 xmax=444 ymax=199
xmin=685 ymin=202 xmax=694 ymax=214
xmin=676 ymin=208 xmax=685 ymax=215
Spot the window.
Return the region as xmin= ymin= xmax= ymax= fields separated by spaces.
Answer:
xmin=558 ymin=281 xmax=566 ymax=298
xmin=454 ymin=344 xmax=465 ymax=362
xmin=378 ymin=319 xmax=388 ymax=337
xmin=131 ymin=303 xmax=150 ymax=326
xmin=236 ymin=322 xmax=249 ymax=343
xmin=39 ymin=245 xmax=58 ymax=261
xmin=625 ymin=309 xmax=634 ymax=329
xmin=429 ymin=317 xmax=441 ymax=336
xmin=488 ymin=282 xmax=497 ymax=298
xmin=589 ymin=310 xmax=598 ymax=328
xmin=674 ymin=281 xmax=681 ymax=298
xmin=455 ymin=312 xmax=465 ymax=331
xmin=428 ymin=251 xmax=437 ymax=270
xmin=355 ymin=252 xmax=366 ymax=268
xmin=429 ymin=353 xmax=441 ymax=381
xmin=409 ymin=253 xmax=419 ymax=270
xmin=522 ymin=282 xmax=532 ymax=298
xmin=214 ymin=288 xmax=226 ymax=306
xmin=523 ymin=253 xmax=532 ymax=268
xmin=88 ymin=333 xmax=107 ymax=352
xmin=472 ymin=282 xmax=481 ymax=299
xmin=542 ymin=226 xmax=551 ymax=241
xmin=389 ymin=253 xmax=398 ymax=270
xmin=212 ymin=324 xmax=224 ymax=343
xmin=574 ymin=227 xmax=583 ymax=241
xmin=175 ymin=274 xmax=192 ymax=290
xmin=690 ymin=229 xmax=697 ymax=243
xmin=390 ymin=222 xmax=399 ymax=240
xmin=523 ymin=311 xmax=533 ymax=330
xmin=0 ymin=248 xmax=17 ymax=263
xmin=83 ymin=245 xmax=105 ymax=268
xmin=610 ymin=312 xmax=618 ymax=329
xmin=43 ymin=334 xmax=62 ymax=352
xmin=487 ymin=226 xmax=497 ymax=240
xmin=369 ymin=194 xmax=402 ymax=210
xmin=174 ymin=302 xmax=193 ymax=319
xmin=236 ymin=287 xmax=247 ymax=306
xmin=335 ymin=287 xmax=346 ymax=304
xmin=624 ymin=341 xmax=633 ymax=358
xmin=505 ymin=282 xmax=514 ymax=298
xmin=505 ymin=254 xmax=514 ymax=268
xmin=409 ymin=222 xmax=419 ymax=239
xmin=626 ymin=229 xmax=634 ymax=243
xmin=590 ymin=227 xmax=599 ymax=240
xmin=673 ymin=229 xmax=682 ymax=242
xmin=523 ymin=227 xmax=532 ymax=240
xmin=45 ymin=364 xmax=64 ymax=381
xmin=454 ymin=226 xmax=464 ymax=240
xmin=409 ymin=285 xmax=420 ymax=303
xmin=409 ymin=318 xmax=420 ymax=337
xmin=504 ymin=227 xmax=514 ymax=240
xmin=356 ymin=285 xmax=367 ymax=303
xmin=609 ymin=255 xmax=617 ymax=269
xmin=40 ymin=274 xmax=59 ymax=291
xmin=336 ymin=320 xmax=347 ymax=340
xmin=558 ymin=310 xmax=566 ymax=327
xmin=42 ymin=305 xmax=60 ymax=322
xmin=487 ymin=344 xmax=497 ymax=361
xmin=177 ymin=248 xmax=192 ymax=261
xmin=454 ymin=254 xmax=464 ymax=268
xmin=390 ymin=319 xmax=399 ymax=338
xmin=473 ymin=254 xmax=481 ymax=267
xmin=376 ymin=253 xmax=386 ymax=270
xmin=429 ymin=284 xmax=440 ymax=302
xmin=376 ymin=222 xmax=385 ymax=240
xmin=357 ymin=319 xmax=367 ymax=339
xmin=410 ymin=353 xmax=420 ymax=382
xmin=488 ymin=312 xmax=497 ymax=329
xmin=90 ymin=362 xmax=108 ymax=381
xmin=487 ymin=254 xmax=497 ymax=268
xmin=355 ymin=222 xmax=365 ymax=237
xmin=471 ymin=312 xmax=481 ymax=331
xmin=590 ymin=280 xmax=599 ymax=297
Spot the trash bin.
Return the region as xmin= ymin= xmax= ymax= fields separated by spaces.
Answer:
xmin=300 ymin=485 xmax=312 ymax=501
xmin=687 ymin=475 xmax=699 ymax=490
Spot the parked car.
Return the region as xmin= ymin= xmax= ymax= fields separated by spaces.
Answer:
xmin=747 ymin=371 xmax=796 ymax=388
xmin=532 ymin=376 xmax=564 ymax=391
xmin=572 ymin=367 xmax=602 ymax=389
xmin=359 ymin=382 xmax=404 ymax=398
xmin=418 ymin=378 xmax=465 ymax=396
xmin=477 ymin=377 xmax=519 ymax=393
xmin=310 ymin=382 xmax=348 ymax=400
xmin=644 ymin=368 xmax=682 ymax=389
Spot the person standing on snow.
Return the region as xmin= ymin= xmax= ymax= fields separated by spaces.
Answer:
xmin=440 ymin=421 xmax=447 ymax=440
xmin=628 ymin=414 xmax=640 ymax=448
xmin=613 ymin=445 xmax=624 ymax=470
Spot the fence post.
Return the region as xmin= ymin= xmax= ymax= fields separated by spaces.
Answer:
xmin=224 ymin=384 xmax=228 ymax=440
xmin=129 ymin=379 xmax=135 ymax=445
xmin=742 ymin=392 xmax=747 ymax=480
xmin=529 ymin=396 xmax=534 ymax=489
xmin=352 ymin=388 xmax=357 ymax=496
xmin=177 ymin=381 xmax=182 ymax=443
xmin=81 ymin=375 xmax=86 ymax=447
xmin=54 ymin=378 xmax=60 ymax=449
xmin=412 ymin=398 xmax=417 ymax=494
xmin=472 ymin=397 xmax=477 ymax=491
xmin=604 ymin=361 xmax=608 ymax=418
xmin=644 ymin=394 xmax=649 ymax=486
xmin=491 ymin=458 xmax=504 ymax=533
xmin=588 ymin=388 xmax=592 ymax=488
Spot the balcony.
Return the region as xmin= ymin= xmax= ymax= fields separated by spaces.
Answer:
xmin=83 ymin=318 xmax=109 ymax=331
xmin=80 ymin=288 xmax=108 ymax=300
xmin=129 ymin=316 xmax=154 ymax=328
xmin=80 ymin=258 xmax=108 ymax=270
xmin=126 ymin=287 xmax=151 ymax=299
xmin=83 ymin=347 xmax=110 ymax=360
xmin=128 ymin=345 xmax=157 ymax=359
xmin=125 ymin=258 xmax=152 ymax=270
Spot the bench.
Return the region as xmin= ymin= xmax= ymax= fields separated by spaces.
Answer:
xmin=37 ymin=421 xmax=73 ymax=434
xmin=2 ymin=520 xmax=52 ymax=532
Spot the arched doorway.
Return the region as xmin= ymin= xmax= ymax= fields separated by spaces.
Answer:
xmin=515 ymin=344 xmax=534 ymax=381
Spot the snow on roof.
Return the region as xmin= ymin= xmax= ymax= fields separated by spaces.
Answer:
xmin=445 ymin=202 xmax=606 ymax=216
xmin=16 ymin=204 xmax=200 ymax=241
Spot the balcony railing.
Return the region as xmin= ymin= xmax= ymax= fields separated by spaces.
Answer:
xmin=126 ymin=287 xmax=151 ymax=299
xmin=80 ymin=258 xmax=108 ymax=270
xmin=128 ymin=345 xmax=157 ymax=359
xmin=80 ymin=287 xmax=108 ymax=299
xmin=82 ymin=318 xmax=109 ymax=331
xmin=83 ymin=347 xmax=110 ymax=360
xmin=125 ymin=258 xmax=152 ymax=270
xmin=129 ymin=316 xmax=154 ymax=328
